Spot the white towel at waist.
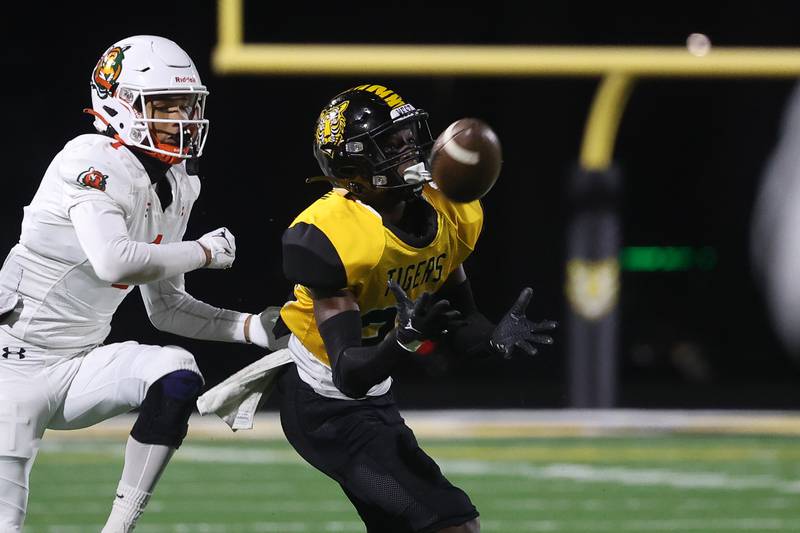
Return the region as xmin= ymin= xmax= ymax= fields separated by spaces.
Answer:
xmin=196 ymin=346 xmax=293 ymax=430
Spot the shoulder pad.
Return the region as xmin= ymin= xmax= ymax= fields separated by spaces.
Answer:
xmin=282 ymin=222 xmax=347 ymax=290
xmin=58 ymin=135 xmax=141 ymax=215
xmin=287 ymin=192 xmax=386 ymax=288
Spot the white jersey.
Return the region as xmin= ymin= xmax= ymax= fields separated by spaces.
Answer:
xmin=0 ymin=134 xmax=210 ymax=352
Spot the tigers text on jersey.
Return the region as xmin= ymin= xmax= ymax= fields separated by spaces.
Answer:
xmin=280 ymin=185 xmax=483 ymax=398
xmin=0 ymin=134 xmax=200 ymax=352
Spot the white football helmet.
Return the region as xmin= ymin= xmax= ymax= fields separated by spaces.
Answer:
xmin=88 ymin=35 xmax=209 ymax=165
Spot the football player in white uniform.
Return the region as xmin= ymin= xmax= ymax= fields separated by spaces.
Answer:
xmin=0 ymin=35 xmax=275 ymax=532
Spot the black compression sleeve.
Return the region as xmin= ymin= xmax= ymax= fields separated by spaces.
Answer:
xmin=318 ymin=310 xmax=363 ymax=367
xmin=437 ymin=278 xmax=479 ymax=315
xmin=437 ymin=279 xmax=496 ymax=357
xmin=318 ymin=311 xmax=408 ymax=399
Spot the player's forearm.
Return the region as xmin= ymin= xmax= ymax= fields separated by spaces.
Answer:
xmin=98 ymin=236 xmax=206 ymax=284
xmin=319 ymin=310 xmax=407 ymax=399
xmin=71 ymin=200 xmax=206 ymax=284
xmin=334 ymin=332 xmax=408 ymax=398
xmin=141 ymin=280 xmax=248 ymax=342
xmin=436 ymin=278 xmax=495 ymax=357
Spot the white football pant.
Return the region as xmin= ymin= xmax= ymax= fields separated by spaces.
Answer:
xmin=0 ymin=332 xmax=200 ymax=530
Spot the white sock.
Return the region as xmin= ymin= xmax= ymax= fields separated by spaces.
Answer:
xmin=101 ymin=437 xmax=175 ymax=532
xmin=101 ymin=482 xmax=150 ymax=533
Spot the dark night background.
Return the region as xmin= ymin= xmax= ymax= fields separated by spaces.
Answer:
xmin=3 ymin=1 xmax=800 ymax=409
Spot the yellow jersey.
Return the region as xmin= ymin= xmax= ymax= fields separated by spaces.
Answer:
xmin=280 ymin=185 xmax=483 ymax=366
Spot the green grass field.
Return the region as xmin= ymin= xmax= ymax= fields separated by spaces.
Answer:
xmin=22 ymin=430 xmax=800 ymax=532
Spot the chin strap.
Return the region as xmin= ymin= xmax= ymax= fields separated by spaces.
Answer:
xmin=148 ymin=143 xmax=184 ymax=166
xmin=151 ymin=127 xmax=193 ymax=165
xmin=306 ymin=175 xmax=341 ymax=186
xmin=83 ymin=108 xmax=126 ymax=148
xmin=306 ymin=167 xmax=429 ymax=199
xmin=306 ymin=175 xmax=365 ymax=195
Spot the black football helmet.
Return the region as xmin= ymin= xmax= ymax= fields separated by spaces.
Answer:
xmin=312 ymin=84 xmax=434 ymax=196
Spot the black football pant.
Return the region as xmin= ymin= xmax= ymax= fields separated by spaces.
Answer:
xmin=277 ymin=364 xmax=479 ymax=533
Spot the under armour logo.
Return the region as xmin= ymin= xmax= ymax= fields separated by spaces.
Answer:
xmin=1 ymin=347 xmax=25 ymax=359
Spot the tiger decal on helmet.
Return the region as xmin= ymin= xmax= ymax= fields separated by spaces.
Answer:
xmin=316 ymin=100 xmax=350 ymax=156
xmin=92 ymin=46 xmax=126 ymax=99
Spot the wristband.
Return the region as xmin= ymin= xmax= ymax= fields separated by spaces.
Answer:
xmin=396 ymin=336 xmax=423 ymax=353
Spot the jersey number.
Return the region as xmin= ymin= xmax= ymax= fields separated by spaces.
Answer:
xmin=360 ymin=307 xmax=397 ymax=346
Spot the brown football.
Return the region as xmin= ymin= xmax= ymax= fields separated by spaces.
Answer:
xmin=430 ymin=118 xmax=502 ymax=203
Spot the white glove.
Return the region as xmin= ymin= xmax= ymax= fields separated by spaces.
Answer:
xmin=247 ymin=307 xmax=290 ymax=350
xmin=197 ymin=227 xmax=236 ymax=269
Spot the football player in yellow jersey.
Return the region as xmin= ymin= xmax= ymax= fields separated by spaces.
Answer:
xmin=275 ymin=84 xmax=556 ymax=533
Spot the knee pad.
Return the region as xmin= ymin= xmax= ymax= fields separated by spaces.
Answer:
xmin=130 ymin=369 xmax=203 ymax=448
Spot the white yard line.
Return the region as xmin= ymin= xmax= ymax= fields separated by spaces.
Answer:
xmin=38 ymin=440 xmax=800 ymax=495
xmin=442 ymin=460 xmax=800 ymax=494
xmin=41 ymin=409 xmax=800 ymax=440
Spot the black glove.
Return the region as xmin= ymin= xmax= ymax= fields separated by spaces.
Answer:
xmin=388 ymin=280 xmax=465 ymax=351
xmin=489 ymin=287 xmax=557 ymax=358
